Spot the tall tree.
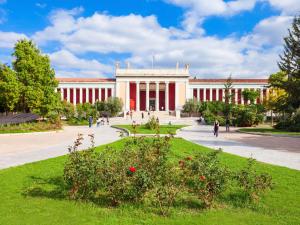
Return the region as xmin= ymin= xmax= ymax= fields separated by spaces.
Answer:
xmin=12 ymin=39 xmax=60 ymax=116
xmin=0 ymin=64 xmax=21 ymax=113
xmin=278 ymin=16 xmax=300 ymax=110
xmin=223 ymin=75 xmax=234 ymax=118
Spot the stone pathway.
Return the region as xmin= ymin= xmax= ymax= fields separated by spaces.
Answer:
xmin=0 ymin=125 xmax=121 ymax=169
xmin=177 ymin=125 xmax=300 ymax=170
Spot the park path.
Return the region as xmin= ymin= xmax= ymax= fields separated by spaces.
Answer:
xmin=177 ymin=125 xmax=300 ymax=170
xmin=0 ymin=125 xmax=121 ymax=169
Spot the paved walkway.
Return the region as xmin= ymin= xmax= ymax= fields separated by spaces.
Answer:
xmin=0 ymin=125 xmax=121 ymax=169
xmin=177 ymin=125 xmax=300 ymax=170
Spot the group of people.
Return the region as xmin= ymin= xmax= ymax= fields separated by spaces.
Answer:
xmin=88 ymin=115 xmax=109 ymax=128
xmin=127 ymin=110 xmax=151 ymax=120
xmin=210 ymin=117 xmax=231 ymax=138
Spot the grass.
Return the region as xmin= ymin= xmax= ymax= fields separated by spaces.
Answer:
xmin=0 ymin=121 xmax=61 ymax=134
xmin=115 ymin=124 xmax=187 ymax=134
xmin=65 ymin=118 xmax=90 ymax=126
xmin=239 ymin=127 xmax=300 ymax=136
xmin=0 ymin=138 xmax=300 ymax=225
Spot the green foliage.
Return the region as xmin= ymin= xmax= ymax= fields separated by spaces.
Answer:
xmin=275 ymin=107 xmax=300 ymax=132
xmin=95 ymin=97 xmax=123 ymax=117
xmin=182 ymin=99 xmax=200 ymax=115
xmin=278 ymin=16 xmax=300 ymax=111
xmin=145 ymin=116 xmax=160 ymax=130
xmin=0 ymin=64 xmax=20 ymax=112
xmin=232 ymin=104 xmax=265 ymax=127
xmin=0 ymin=121 xmax=61 ymax=134
xmin=181 ymin=151 xmax=230 ymax=207
xmin=62 ymin=101 xmax=75 ymax=120
xmin=242 ymin=89 xmax=259 ymax=104
xmin=0 ymin=39 xmax=60 ymax=118
xmin=235 ymin=158 xmax=272 ymax=202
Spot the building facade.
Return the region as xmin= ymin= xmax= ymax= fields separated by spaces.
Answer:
xmin=57 ymin=64 xmax=268 ymax=115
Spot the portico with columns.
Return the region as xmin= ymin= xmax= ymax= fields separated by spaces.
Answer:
xmin=115 ymin=64 xmax=190 ymax=116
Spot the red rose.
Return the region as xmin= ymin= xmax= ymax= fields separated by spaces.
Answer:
xmin=178 ymin=160 xmax=185 ymax=167
xmin=185 ymin=156 xmax=192 ymax=161
xmin=199 ymin=175 xmax=206 ymax=181
xmin=129 ymin=166 xmax=136 ymax=173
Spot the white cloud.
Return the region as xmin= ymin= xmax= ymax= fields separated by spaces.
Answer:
xmin=0 ymin=31 xmax=28 ymax=48
xmin=49 ymin=49 xmax=112 ymax=77
xmin=267 ymin=0 xmax=300 ymax=14
xmin=36 ymin=3 xmax=47 ymax=9
xmin=30 ymin=8 xmax=293 ymax=78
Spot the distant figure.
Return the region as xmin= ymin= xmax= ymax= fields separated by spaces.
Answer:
xmin=96 ymin=117 xmax=101 ymax=127
xmin=213 ymin=120 xmax=219 ymax=137
xmin=141 ymin=112 xmax=144 ymax=119
xmin=156 ymin=117 xmax=159 ymax=125
xmin=106 ymin=116 xmax=109 ymax=125
xmin=88 ymin=116 xmax=93 ymax=128
xmin=130 ymin=111 xmax=133 ymax=120
xmin=225 ymin=118 xmax=230 ymax=132
xmin=148 ymin=110 xmax=150 ymax=117
xmin=101 ymin=116 xmax=105 ymax=125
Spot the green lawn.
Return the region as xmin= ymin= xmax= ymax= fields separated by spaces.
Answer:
xmin=0 ymin=138 xmax=299 ymax=225
xmin=115 ymin=124 xmax=186 ymax=134
xmin=0 ymin=122 xmax=61 ymax=134
xmin=238 ymin=127 xmax=300 ymax=136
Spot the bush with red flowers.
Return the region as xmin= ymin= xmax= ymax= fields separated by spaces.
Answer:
xmin=180 ymin=151 xmax=230 ymax=207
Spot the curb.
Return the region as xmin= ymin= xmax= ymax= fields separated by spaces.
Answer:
xmin=0 ymin=129 xmax=63 ymax=136
xmin=236 ymin=129 xmax=300 ymax=138
xmin=110 ymin=125 xmax=131 ymax=136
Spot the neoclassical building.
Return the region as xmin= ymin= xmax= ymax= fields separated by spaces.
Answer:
xmin=57 ymin=64 xmax=268 ymax=116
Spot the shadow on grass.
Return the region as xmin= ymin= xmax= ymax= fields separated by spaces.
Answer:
xmin=22 ymin=176 xmax=67 ymax=200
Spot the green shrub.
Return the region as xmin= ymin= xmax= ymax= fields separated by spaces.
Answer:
xmin=275 ymin=108 xmax=300 ymax=132
xmin=181 ymin=151 xmax=230 ymax=207
xmin=235 ymin=158 xmax=272 ymax=202
xmin=145 ymin=116 xmax=160 ymax=130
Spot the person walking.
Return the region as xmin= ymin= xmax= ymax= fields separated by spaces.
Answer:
xmin=225 ymin=117 xmax=230 ymax=132
xmin=141 ymin=112 xmax=144 ymax=119
xmin=106 ymin=115 xmax=109 ymax=125
xmin=96 ymin=117 xmax=101 ymax=127
xmin=88 ymin=116 xmax=93 ymax=128
xmin=130 ymin=111 xmax=133 ymax=120
xmin=213 ymin=119 xmax=219 ymax=137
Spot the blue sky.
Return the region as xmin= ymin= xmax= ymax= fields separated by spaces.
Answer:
xmin=0 ymin=0 xmax=299 ymax=78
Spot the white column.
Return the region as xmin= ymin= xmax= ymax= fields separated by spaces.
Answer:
xmin=146 ymin=82 xmax=150 ymax=111
xmin=197 ymin=88 xmax=200 ymax=102
xmin=92 ymin=88 xmax=95 ymax=104
xmin=136 ymin=82 xmax=140 ymax=111
xmin=126 ymin=81 xmax=130 ymax=111
xmin=216 ymin=88 xmax=219 ymax=101
xmin=60 ymin=88 xmax=64 ymax=101
xmin=175 ymin=82 xmax=178 ymax=110
xmin=86 ymin=88 xmax=89 ymax=103
xmin=156 ymin=81 xmax=159 ymax=111
xmin=222 ymin=89 xmax=225 ymax=102
xmin=209 ymin=88 xmax=212 ymax=102
xmin=203 ymin=88 xmax=206 ymax=102
xmin=235 ymin=89 xmax=238 ymax=104
xmin=67 ymin=88 xmax=70 ymax=102
xmin=79 ymin=88 xmax=83 ymax=104
xmin=99 ymin=88 xmax=102 ymax=101
xmin=115 ymin=82 xmax=119 ymax=98
xmin=165 ymin=82 xmax=169 ymax=111
xmin=105 ymin=88 xmax=108 ymax=101
xmin=73 ymin=88 xmax=77 ymax=105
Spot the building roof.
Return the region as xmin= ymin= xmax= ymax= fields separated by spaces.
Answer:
xmin=116 ymin=68 xmax=190 ymax=77
xmin=189 ymin=78 xmax=268 ymax=84
xmin=56 ymin=78 xmax=116 ymax=83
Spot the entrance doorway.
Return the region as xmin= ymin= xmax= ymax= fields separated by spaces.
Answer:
xmin=149 ymin=99 xmax=155 ymax=111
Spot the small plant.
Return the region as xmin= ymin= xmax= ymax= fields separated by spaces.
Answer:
xmin=235 ymin=158 xmax=272 ymax=202
xmin=181 ymin=151 xmax=230 ymax=208
xmin=145 ymin=116 xmax=160 ymax=130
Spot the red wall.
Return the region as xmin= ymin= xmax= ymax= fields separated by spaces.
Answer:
xmin=218 ymin=89 xmax=223 ymax=102
xmin=159 ymin=91 xmax=165 ymax=110
xmin=76 ymin=89 xmax=80 ymax=104
xmin=206 ymin=89 xmax=210 ymax=101
xmin=63 ymin=89 xmax=67 ymax=100
xmin=169 ymin=83 xmax=175 ymax=110
xmin=89 ymin=89 xmax=92 ymax=103
xmin=108 ymin=88 xmax=112 ymax=98
xmin=193 ymin=89 xmax=197 ymax=100
xmin=212 ymin=89 xmax=216 ymax=101
xmin=231 ymin=89 xmax=235 ymax=104
xmin=130 ymin=83 xmax=136 ymax=110
xmin=83 ymin=89 xmax=86 ymax=103
xmin=238 ymin=89 xmax=242 ymax=104
xmin=200 ymin=89 xmax=204 ymax=101
xmin=101 ymin=89 xmax=105 ymax=101
xmin=140 ymin=90 xmax=146 ymax=110
xmin=70 ymin=89 xmax=74 ymax=104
